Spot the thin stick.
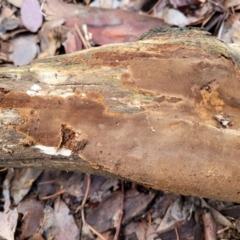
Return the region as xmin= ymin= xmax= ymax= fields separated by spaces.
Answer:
xmin=75 ymin=174 xmax=90 ymax=213
xmin=79 ymin=174 xmax=106 ymax=240
xmin=74 ymin=24 xmax=91 ymax=49
xmin=175 ymin=227 xmax=180 ymax=240
xmin=41 ymin=189 xmax=65 ymax=200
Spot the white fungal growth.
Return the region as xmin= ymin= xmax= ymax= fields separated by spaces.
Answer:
xmin=34 ymin=145 xmax=72 ymax=156
xmin=26 ymin=90 xmax=36 ymax=96
xmin=27 ymin=84 xmax=42 ymax=96
xmin=31 ymin=84 xmax=41 ymax=91
xmin=214 ymin=114 xmax=231 ymax=127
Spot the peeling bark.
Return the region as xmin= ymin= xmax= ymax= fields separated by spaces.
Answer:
xmin=1 ymin=28 xmax=240 ymax=202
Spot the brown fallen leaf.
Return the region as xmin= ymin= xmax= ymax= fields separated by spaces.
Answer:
xmin=59 ymin=171 xmax=83 ymax=198
xmin=155 ymin=197 xmax=191 ymax=235
xmin=86 ymin=191 xmax=122 ymax=233
xmin=28 ymin=232 xmax=45 ymax=240
xmin=43 ymin=0 xmax=167 ymax=45
xmin=17 ymin=199 xmax=44 ymax=239
xmin=62 ymin=30 xmax=83 ymax=53
xmin=122 ymin=189 xmax=156 ymax=224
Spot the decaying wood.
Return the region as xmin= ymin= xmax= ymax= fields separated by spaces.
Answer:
xmin=1 ymin=28 xmax=240 ymax=202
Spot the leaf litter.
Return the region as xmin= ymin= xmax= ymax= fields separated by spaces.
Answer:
xmin=1 ymin=0 xmax=240 ymax=239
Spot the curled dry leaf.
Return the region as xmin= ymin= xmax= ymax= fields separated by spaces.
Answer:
xmin=86 ymin=191 xmax=122 ymax=233
xmin=11 ymin=168 xmax=42 ymax=204
xmin=0 ymin=169 xmax=18 ymax=240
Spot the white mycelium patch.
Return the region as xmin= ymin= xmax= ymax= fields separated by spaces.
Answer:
xmin=34 ymin=145 xmax=72 ymax=156
xmin=26 ymin=84 xmax=42 ymax=96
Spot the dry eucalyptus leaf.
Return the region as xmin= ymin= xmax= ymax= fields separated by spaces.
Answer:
xmin=1 ymin=17 xmax=20 ymax=30
xmin=0 ymin=170 xmax=18 ymax=240
xmin=156 ymin=197 xmax=190 ymax=234
xmin=201 ymin=198 xmax=233 ymax=228
xmin=122 ymin=189 xmax=156 ymax=224
xmin=7 ymin=0 xmax=23 ymax=8
xmin=11 ymin=168 xmax=42 ymax=204
xmin=62 ymin=30 xmax=83 ymax=53
xmin=59 ymin=171 xmax=83 ymax=198
xmin=12 ymin=35 xmax=38 ymax=66
xmin=0 ymin=25 xmax=6 ymax=36
xmin=86 ymin=191 xmax=122 ymax=232
xmin=54 ymin=200 xmax=79 ymax=240
xmin=17 ymin=199 xmax=44 ymax=239
xmin=20 ymin=0 xmax=43 ymax=32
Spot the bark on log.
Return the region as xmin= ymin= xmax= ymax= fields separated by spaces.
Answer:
xmin=1 ymin=28 xmax=240 ymax=202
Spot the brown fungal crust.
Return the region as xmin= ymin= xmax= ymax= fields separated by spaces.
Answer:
xmin=1 ymin=28 xmax=240 ymax=202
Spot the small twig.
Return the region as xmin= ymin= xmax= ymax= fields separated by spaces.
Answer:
xmin=40 ymin=0 xmax=47 ymax=17
xmin=74 ymin=24 xmax=91 ymax=49
xmin=145 ymin=230 xmax=158 ymax=238
xmin=0 ymin=168 xmax=7 ymax=172
xmin=81 ymin=207 xmax=106 ymax=240
xmin=20 ymin=200 xmax=33 ymax=239
xmin=217 ymin=226 xmax=230 ymax=235
xmin=114 ymin=181 xmax=124 ymax=240
xmin=78 ymin=174 xmax=106 ymax=240
xmin=207 ymin=0 xmax=224 ymax=10
xmin=75 ymin=174 xmax=91 ymax=213
xmin=36 ymin=214 xmax=47 ymax=234
xmin=131 ymin=182 xmax=136 ymax=189
xmin=38 ymin=179 xmax=58 ymax=185
xmin=175 ymin=227 xmax=180 ymax=240
xmin=41 ymin=189 xmax=65 ymax=200
xmin=82 ymin=24 xmax=94 ymax=47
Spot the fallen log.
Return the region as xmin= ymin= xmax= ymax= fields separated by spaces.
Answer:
xmin=1 ymin=28 xmax=240 ymax=202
